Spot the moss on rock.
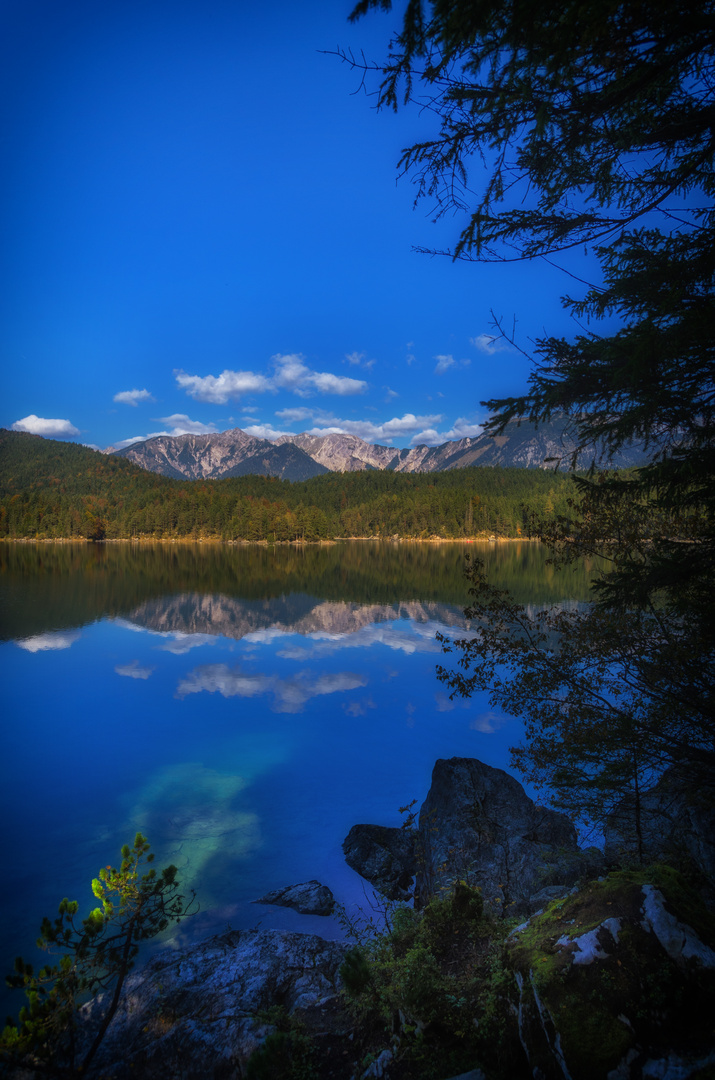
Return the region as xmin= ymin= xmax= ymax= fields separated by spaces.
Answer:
xmin=507 ymin=866 xmax=715 ymax=1079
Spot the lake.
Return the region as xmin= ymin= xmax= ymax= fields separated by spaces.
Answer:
xmin=0 ymin=540 xmax=592 ymax=1011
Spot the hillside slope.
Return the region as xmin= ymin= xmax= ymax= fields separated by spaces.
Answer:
xmin=0 ymin=429 xmax=579 ymax=542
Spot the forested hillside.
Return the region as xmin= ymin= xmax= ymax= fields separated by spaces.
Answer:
xmin=0 ymin=430 xmax=577 ymax=541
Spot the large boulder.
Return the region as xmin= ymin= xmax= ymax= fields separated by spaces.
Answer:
xmin=605 ymin=768 xmax=715 ymax=904
xmin=86 ymin=929 xmax=348 ymax=1078
xmin=342 ymin=823 xmax=417 ymax=900
xmin=254 ymin=879 xmax=336 ymax=915
xmin=414 ymin=758 xmax=594 ymax=913
xmin=507 ymin=866 xmax=715 ymax=1079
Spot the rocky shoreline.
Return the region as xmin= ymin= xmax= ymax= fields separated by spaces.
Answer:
xmin=17 ymin=757 xmax=715 ymax=1080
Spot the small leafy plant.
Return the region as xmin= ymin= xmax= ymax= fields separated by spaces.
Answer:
xmin=1 ymin=833 xmax=197 ymax=1077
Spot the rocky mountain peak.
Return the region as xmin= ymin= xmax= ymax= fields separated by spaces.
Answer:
xmin=112 ymin=417 xmax=650 ymax=481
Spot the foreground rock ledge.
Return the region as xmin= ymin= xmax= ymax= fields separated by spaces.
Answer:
xmin=86 ymin=928 xmax=348 ymax=1079
xmin=508 ymin=867 xmax=715 ymax=1079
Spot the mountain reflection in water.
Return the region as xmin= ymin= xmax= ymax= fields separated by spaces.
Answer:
xmin=122 ymin=592 xmax=470 ymax=640
xmin=0 ymin=541 xmax=593 ymax=1014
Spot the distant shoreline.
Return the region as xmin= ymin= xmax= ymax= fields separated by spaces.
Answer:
xmin=2 ymin=535 xmax=532 ymax=546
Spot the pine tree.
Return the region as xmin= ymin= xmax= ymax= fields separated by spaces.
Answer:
xmin=1 ymin=834 xmax=197 ymax=1078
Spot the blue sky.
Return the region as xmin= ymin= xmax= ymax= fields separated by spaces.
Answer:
xmin=2 ymin=0 xmax=590 ymax=452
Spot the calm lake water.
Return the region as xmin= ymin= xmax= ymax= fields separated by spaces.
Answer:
xmin=0 ymin=541 xmax=592 ymax=1010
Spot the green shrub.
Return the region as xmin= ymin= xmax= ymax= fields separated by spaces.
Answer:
xmin=246 ymin=1029 xmax=317 ymax=1080
xmin=339 ymin=884 xmax=526 ymax=1078
xmin=340 ymin=947 xmax=374 ymax=999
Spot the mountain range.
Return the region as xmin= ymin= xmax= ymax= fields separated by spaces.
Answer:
xmin=113 ymin=416 xmax=649 ymax=481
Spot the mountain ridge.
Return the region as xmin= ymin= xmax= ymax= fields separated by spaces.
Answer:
xmin=114 ymin=416 xmax=649 ymax=481
xmin=114 ymin=429 xmax=328 ymax=481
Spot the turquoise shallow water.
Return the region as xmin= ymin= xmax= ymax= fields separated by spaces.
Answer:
xmin=0 ymin=541 xmax=588 ymax=1015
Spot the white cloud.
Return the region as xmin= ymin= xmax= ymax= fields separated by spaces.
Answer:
xmin=12 ymin=415 xmax=79 ymax=437
xmin=110 ymin=621 xmax=215 ymax=654
xmin=434 ymin=354 xmax=455 ymax=374
xmin=434 ymin=690 xmax=475 ymax=713
xmin=275 ymin=620 xmax=452 ymax=659
xmin=470 ymin=711 xmax=506 ymax=734
xmin=343 ymin=697 xmax=376 ymax=718
xmin=410 ymin=428 xmax=442 ymax=446
xmin=158 ymin=632 xmax=216 ymax=655
xmin=242 ymin=629 xmax=291 ymax=645
xmin=434 ymin=354 xmax=470 ymax=375
xmin=272 ymin=407 xmax=444 ymax=444
xmin=381 ymin=413 xmax=443 ymax=437
xmin=111 ymin=434 xmax=168 ymax=450
xmin=243 ymin=423 xmax=296 ymax=440
xmin=111 ymin=415 xmax=219 ymax=451
xmin=345 ymin=351 xmax=375 ymax=370
xmin=299 ymin=412 xmax=444 ymax=444
xmin=410 ymin=416 xmax=483 ymax=446
xmin=471 ymin=333 xmax=511 ymax=355
xmin=111 ymin=618 xmax=151 ymax=633
xmin=115 ymin=661 xmax=155 ymax=679
xmin=272 ymin=353 xmax=367 ymax=397
xmin=113 ymin=388 xmax=154 ymax=407
xmin=174 ymin=368 xmax=272 ymax=404
xmin=17 ymin=631 xmax=81 ymax=652
xmin=276 ymin=406 xmax=315 ymax=423
xmin=447 ymin=417 xmax=484 ymax=438
xmin=174 ymin=353 xmax=367 ymax=406
xmin=157 ymin=414 xmax=219 ymax=435
xmin=176 ymin=664 xmax=367 ymax=713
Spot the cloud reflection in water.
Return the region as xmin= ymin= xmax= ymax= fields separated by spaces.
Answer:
xmin=115 ymin=660 xmax=155 ymax=680
xmin=16 ymin=630 xmax=81 ymax=652
xmin=176 ymin=665 xmax=368 ymax=713
xmin=274 ymin=619 xmax=465 ymax=660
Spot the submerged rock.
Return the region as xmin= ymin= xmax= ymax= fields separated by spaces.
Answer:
xmin=342 ymin=823 xmax=417 ymax=900
xmin=86 ymin=928 xmax=348 ymax=1079
xmin=254 ymin=879 xmax=336 ymax=915
xmin=508 ymin=866 xmax=715 ymax=1079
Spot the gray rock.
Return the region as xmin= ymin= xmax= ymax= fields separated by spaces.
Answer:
xmin=343 ymin=823 xmax=417 ymax=900
xmin=86 ymin=928 xmax=348 ymax=1079
xmin=640 ymin=884 xmax=715 ymax=968
xmin=361 ymin=1047 xmax=393 ymax=1077
xmin=254 ymin=879 xmax=336 ymax=915
xmin=415 ymin=757 xmax=581 ymax=913
xmin=508 ymin=871 xmax=715 ymax=1079
xmin=604 ymin=768 xmax=715 ymax=903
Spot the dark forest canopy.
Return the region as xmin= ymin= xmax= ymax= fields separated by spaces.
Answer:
xmin=352 ymin=0 xmax=715 ymax=842
xmin=346 ymin=0 xmax=715 ymax=610
xmin=0 ymin=429 xmax=577 ymax=542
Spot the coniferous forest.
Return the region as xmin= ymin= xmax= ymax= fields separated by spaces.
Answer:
xmin=0 ymin=429 xmax=577 ymax=542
